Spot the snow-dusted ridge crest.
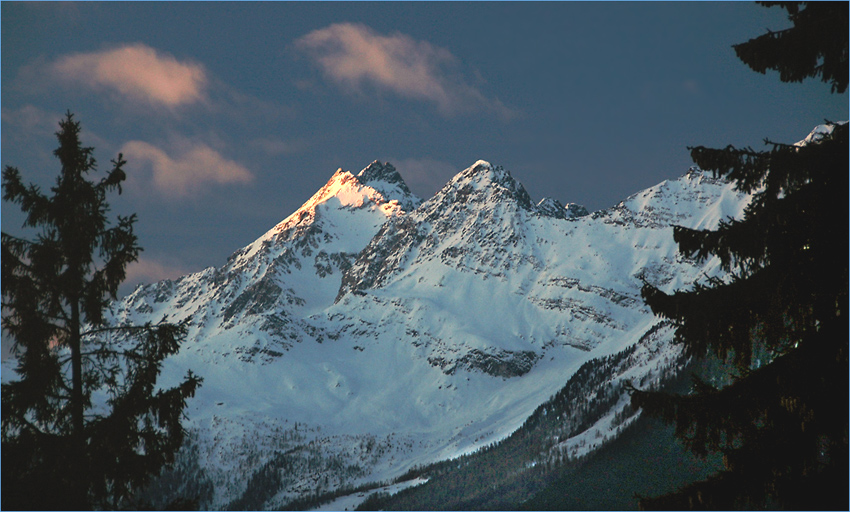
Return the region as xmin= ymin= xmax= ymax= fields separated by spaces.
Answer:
xmin=103 ymin=150 xmax=764 ymax=509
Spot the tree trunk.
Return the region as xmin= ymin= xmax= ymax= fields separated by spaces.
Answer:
xmin=69 ymin=299 xmax=89 ymax=509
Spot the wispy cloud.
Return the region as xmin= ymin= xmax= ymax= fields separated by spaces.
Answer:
xmin=295 ymin=23 xmax=515 ymax=118
xmin=51 ymin=44 xmax=207 ymax=108
xmin=120 ymin=256 xmax=194 ymax=297
xmin=1 ymin=104 xmax=58 ymax=136
xmin=124 ymin=257 xmax=192 ymax=286
xmin=120 ymin=140 xmax=253 ymax=197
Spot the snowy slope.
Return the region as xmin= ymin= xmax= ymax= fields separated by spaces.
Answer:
xmin=108 ymin=158 xmax=752 ymax=509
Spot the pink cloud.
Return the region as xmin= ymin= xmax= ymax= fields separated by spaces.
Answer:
xmin=124 ymin=257 xmax=191 ymax=286
xmin=120 ymin=257 xmax=194 ymax=297
xmin=1 ymin=104 xmax=57 ymax=135
xmin=120 ymin=140 xmax=253 ymax=197
xmin=295 ymin=23 xmax=515 ymax=118
xmin=52 ymin=44 xmax=207 ymax=107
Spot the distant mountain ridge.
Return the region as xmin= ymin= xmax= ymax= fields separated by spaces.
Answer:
xmin=105 ymin=148 xmax=761 ymax=508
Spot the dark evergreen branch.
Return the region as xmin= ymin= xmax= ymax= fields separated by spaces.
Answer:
xmin=80 ymin=323 xmax=157 ymax=339
xmin=9 ymin=413 xmax=53 ymax=439
xmin=2 ymin=112 xmax=200 ymax=510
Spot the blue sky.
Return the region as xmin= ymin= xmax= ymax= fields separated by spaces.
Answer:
xmin=2 ymin=2 xmax=846 ymax=296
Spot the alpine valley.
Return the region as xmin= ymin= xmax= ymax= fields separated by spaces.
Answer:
xmin=106 ymin=145 xmax=764 ymax=509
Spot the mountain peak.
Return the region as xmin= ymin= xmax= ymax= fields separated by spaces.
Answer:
xmin=355 ymin=160 xmax=421 ymax=211
xmin=534 ymin=198 xmax=590 ymax=220
xmin=245 ymin=163 xmax=414 ymax=255
xmin=470 ymin=159 xmax=493 ymax=171
xmin=536 ymin=197 xmax=566 ymax=219
xmin=100 ymin=147 xmax=762 ymax=510
xmin=795 ymin=122 xmax=844 ymax=147
xmin=310 ymin=168 xmax=365 ymax=207
xmin=357 ymin=160 xmax=402 ymax=186
xmin=436 ymin=160 xmax=534 ymax=210
xmin=565 ymin=203 xmax=590 ymax=218
xmin=460 ymin=160 xmax=503 ymax=183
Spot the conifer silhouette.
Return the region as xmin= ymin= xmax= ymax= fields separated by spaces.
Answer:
xmin=2 ymin=112 xmax=202 ymax=510
xmin=629 ymin=2 xmax=847 ymax=509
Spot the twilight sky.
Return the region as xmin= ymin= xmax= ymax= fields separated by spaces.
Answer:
xmin=2 ymin=2 xmax=846 ymax=297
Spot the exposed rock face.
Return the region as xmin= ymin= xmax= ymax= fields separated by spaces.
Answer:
xmin=565 ymin=202 xmax=590 ymax=218
xmin=536 ymin=198 xmax=588 ymax=219
xmin=106 ymin=156 xmax=753 ymax=509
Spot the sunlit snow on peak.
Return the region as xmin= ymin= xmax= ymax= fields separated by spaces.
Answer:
xmin=102 ymin=154 xmax=759 ymax=510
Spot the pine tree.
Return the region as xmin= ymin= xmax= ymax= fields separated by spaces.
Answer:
xmin=629 ymin=3 xmax=847 ymax=509
xmin=2 ymin=112 xmax=202 ymax=510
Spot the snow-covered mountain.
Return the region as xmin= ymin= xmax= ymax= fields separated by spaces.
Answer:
xmin=111 ymin=157 xmax=752 ymax=509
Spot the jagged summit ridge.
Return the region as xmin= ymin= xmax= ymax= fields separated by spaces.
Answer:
xmin=103 ymin=154 xmax=758 ymax=510
xmin=119 ymin=161 xmax=426 ymax=357
xmin=233 ymin=161 xmax=420 ymax=266
xmin=565 ymin=203 xmax=590 ymax=218
xmin=337 ymin=160 xmax=547 ymax=298
xmin=795 ymin=122 xmax=844 ymax=147
xmin=444 ymin=161 xmax=588 ymax=220
xmin=434 ymin=160 xmax=535 ymax=211
xmin=536 ymin=197 xmax=568 ymax=219
xmin=356 ymin=160 xmax=421 ymax=211
xmin=356 ymin=160 xmax=405 ymax=189
xmin=536 ymin=198 xmax=589 ymax=219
